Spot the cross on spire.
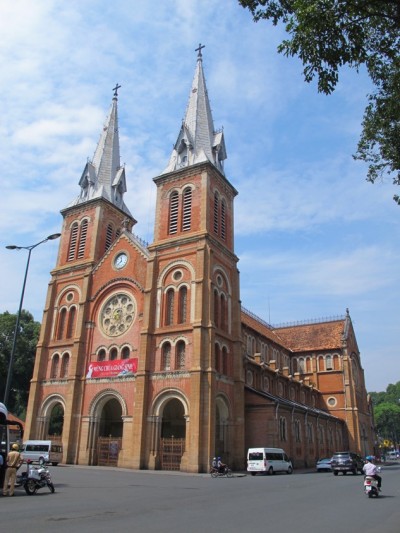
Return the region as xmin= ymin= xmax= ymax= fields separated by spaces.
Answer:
xmin=195 ymin=43 xmax=205 ymax=58
xmin=113 ymin=83 xmax=121 ymax=97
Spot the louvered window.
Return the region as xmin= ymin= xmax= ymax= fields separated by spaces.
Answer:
xmin=77 ymin=219 xmax=88 ymax=258
xmin=178 ymin=286 xmax=187 ymax=324
xmin=213 ymin=192 xmax=219 ymax=234
xmin=169 ymin=191 xmax=179 ymax=234
xmin=221 ymin=200 xmax=226 ymax=240
xmin=162 ymin=343 xmax=171 ymax=371
xmin=182 ymin=187 xmax=192 ymax=231
xmin=68 ymin=223 xmax=79 ymax=261
xmin=176 ymin=341 xmax=185 ymax=369
xmin=105 ymin=224 xmax=113 ymax=251
xmin=166 ymin=289 xmax=175 ymax=326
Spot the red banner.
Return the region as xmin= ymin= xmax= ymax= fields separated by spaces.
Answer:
xmin=86 ymin=358 xmax=138 ymax=379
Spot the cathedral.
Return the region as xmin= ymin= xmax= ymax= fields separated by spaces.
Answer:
xmin=24 ymin=48 xmax=376 ymax=472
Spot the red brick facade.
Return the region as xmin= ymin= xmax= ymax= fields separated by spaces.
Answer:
xmin=24 ymin=59 xmax=375 ymax=472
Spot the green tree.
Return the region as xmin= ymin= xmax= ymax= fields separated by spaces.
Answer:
xmin=239 ymin=1 xmax=400 ymax=202
xmin=0 ymin=310 xmax=40 ymax=419
xmin=374 ymin=402 xmax=400 ymax=445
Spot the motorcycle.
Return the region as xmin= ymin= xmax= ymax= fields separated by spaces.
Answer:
xmin=363 ymin=475 xmax=379 ymax=498
xmin=15 ymin=460 xmax=55 ymax=495
xmin=210 ymin=465 xmax=233 ymax=478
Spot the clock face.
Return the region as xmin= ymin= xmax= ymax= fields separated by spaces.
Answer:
xmin=114 ymin=252 xmax=128 ymax=269
xmin=100 ymin=293 xmax=135 ymax=337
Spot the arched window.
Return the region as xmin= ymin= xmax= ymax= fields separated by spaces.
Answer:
xmin=68 ymin=222 xmax=79 ymax=261
xmin=214 ymin=289 xmax=219 ymax=327
xmin=105 ymin=223 xmax=113 ymax=251
xmin=77 ymin=219 xmax=88 ymax=259
xmin=295 ymin=420 xmax=301 ymax=442
xmin=220 ymin=199 xmax=226 ymax=240
xmin=51 ymin=354 xmax=60 ymax=379
xmin=110 ymin=347 xmax=118 ymax=360
xmin=169 ymin=191 xmax=179 ymax=234
xmin=279 ymin=417 xmax=287 ymax=441
xmin=66 ymin=307 xmax=76 ymax=339
xmin=215 ymin=343 xmax=221 ymax=372
xmin=165 ymin=289 xmax=175 ymax=326
xmin=182 ymin=187 xmax=192 ymax=231
xmin=57 ymin=308 xmax=67 ymax=340
xmin=97 ymin=348 xmax=106 ymax=361
xmin=162 ymin=343 xmax=171 ymax=371
xmin=213 ymin=192 xmax=219 ymax=235
xmin=307 ymin=423 xmax=314 ymax=443
xmin=222 ymin=346 xmax=228 ymax=375
xmin=121 ymin=346 xmax=130 ymax=359
xmin=61 ymin=354 xmax=69 ymax=378
xmin=220 ymin=293 xmax=226 ymax=330
xmin=178 ymin=286 xmax=187 ymax=324
xmin=298 ymin=358 xmax=305 ymax=373
xmin=176 ymin=341 xmax=185 ymax=369
xmin=325 ymin=355 xmax=333 ymax=371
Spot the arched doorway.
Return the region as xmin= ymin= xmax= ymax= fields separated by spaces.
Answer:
xmin=96 ymin=398 xmax=123 ymax=466
xmin=47 ymin=403 xmax=64 ymax=439
xmin=215 ymin=395 xmax=230 ymax=463
xmin=160 ymin=398 xmax=186 ymax=470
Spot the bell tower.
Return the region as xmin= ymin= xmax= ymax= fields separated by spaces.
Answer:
xmin=138 ymin=46 xmax=244 ymax=472
xmin=25 ymin=87 xmax=137 ymax=459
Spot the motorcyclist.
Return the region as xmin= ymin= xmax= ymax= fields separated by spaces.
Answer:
xmin=363 ymin=456 xmax=382 ymax=491
xmin=217 ymin=457 xmax=227 ymax=474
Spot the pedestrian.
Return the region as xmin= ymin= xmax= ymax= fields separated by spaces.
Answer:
xmin=3 ymin=444 xmax=23 ymax=497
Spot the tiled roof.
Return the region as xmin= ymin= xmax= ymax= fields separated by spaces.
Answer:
xmin=273 ymin=320 xmax=345 ymax=352
xmin=241 ymin=308 xmax=347 ymax=353
xmin=241 ymin=311 xmax=281 ymax=344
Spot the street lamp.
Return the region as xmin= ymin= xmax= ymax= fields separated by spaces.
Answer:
xmin=3 ymin=233 xmax=61 ymax=405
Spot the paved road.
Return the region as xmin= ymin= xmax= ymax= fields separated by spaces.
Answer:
xmin=2 ymin=463 xmax=399 ymax=533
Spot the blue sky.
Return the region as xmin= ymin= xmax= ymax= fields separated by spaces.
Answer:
xmin=1 ymin=0 xmax=399 ymax=392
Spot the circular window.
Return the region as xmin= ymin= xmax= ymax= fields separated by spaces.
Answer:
xmin=327 ymin=397 xmax=337 ymax=407
xmin=100 ymin=293 xmax=136 ymax=337
xmin=66 ymin=292 xmax=74 ymax=302
xmin=216 ymin=274 xmax=223 ymax=287
xmin=173 ymin=270 xmax=183 ymax=281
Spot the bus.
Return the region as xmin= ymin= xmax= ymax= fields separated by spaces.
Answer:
xmin=0 ymin=402 xmax=24 ymax=463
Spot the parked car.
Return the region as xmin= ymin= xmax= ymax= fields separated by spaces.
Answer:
xmin=331 ymin=451 xmax=364 ymax=475
xmin=316 ymin=457 xmax=332 ymax=472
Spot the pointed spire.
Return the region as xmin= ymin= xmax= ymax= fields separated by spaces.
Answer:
xmin=162 ymin=45 xmax=227 ymax=175
xmin=68 ymin=85 xmax=132 ymax=216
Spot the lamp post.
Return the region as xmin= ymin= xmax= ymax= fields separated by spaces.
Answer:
xmin=3 ymin=233 xmax=61 ymax=405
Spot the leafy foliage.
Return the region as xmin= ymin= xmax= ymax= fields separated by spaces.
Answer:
xmin=369 ymin=381 xmax=400 ymax=445
xmin=0 ymin=311 xmax=40 ymax=419
xmin=239 ymin=0 xmax=400 ymax=201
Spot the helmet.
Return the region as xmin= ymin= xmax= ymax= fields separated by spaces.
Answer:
xmin=366 ymin=455 xmax=373 ymax=461
xmin=217 ymin=457 xmax=221 ymax=460
xmin=11 ymin=443 xmax=19 ymax=450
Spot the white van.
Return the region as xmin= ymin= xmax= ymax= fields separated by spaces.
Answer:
xmin=247 ymin=447 xmax=293 ymax=475
xmin=21 ymin=440 xmax=63 ymax=466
